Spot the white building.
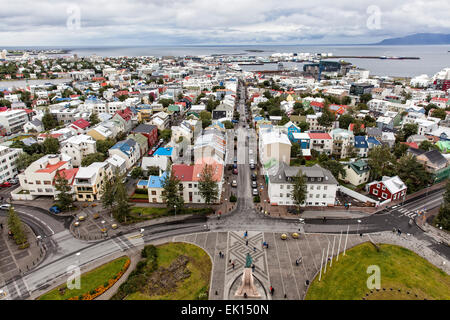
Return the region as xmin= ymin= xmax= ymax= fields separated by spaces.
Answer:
xmin=74 ymin=162 xmax=112 ymax=201
xmin=61 ymin=134 xmax=97 ymax=167
xmin=0 ymin=146 xmax=23 ymax=183
xmin=266 ymin=162 xmax=338 ymax=206
xmin=258 ymin=129 xmax=291 ymax=167
xmin=0 ymin=109 xmax=28 ymax=134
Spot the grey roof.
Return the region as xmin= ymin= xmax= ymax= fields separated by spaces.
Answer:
xmin=268 ymin=162 xmax=338 ymax=185
xmin=366 ymin=127 xmax=382 ymax=137
xmin=422 ymin=149 xmax=447 ymax=166
xmin=132 ymin=123 xmax=156 ymax=133
xmin=30 ymin=119 xmax=42 ymax=126
xmin=408 ymin=147 xmax=425 ymax=157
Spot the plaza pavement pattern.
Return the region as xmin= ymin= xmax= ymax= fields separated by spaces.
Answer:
xmin=173 ymin=230 xmax=375 ymax=300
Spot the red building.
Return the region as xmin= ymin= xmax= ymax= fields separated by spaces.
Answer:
xmin=367 ymin=176 xmax=407 ymax=202
xmin=130 ymin=123 xmax=158 ymax=147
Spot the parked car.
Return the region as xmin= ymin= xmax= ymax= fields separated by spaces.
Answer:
xmin=8 ymin=179 xmax=18 ymax=184
xmin=49 ymin=206 xmax=61 ymax=214
xmin=231 ymin=180 xmax=237 ymax=187
xmin=252 ymin=188 xmax=259 ymax=196
xmin=233 ymin=168 xmax=238 ymax=175
xmin=251 ymin=181 xmax=257 ymax=188
xmin=251 ymin=173 xmax=257 ymax=181
xmin=0 ymin=204 xmax=11 ymax=210
xmin=0 ymin=182 xmax=11 ymax=188
xmin=250 ymin=163 xmax=255 ymax=170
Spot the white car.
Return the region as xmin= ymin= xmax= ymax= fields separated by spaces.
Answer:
xmin=0 ymin=204 xmax=12 ymax=210
xmin=231 ymin=180 xmax=237 ymax=187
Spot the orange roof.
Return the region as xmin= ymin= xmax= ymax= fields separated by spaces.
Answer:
xmin=36 ymin=161 xmax=67 ymax=173
xmin=55 ymin=168 xmax=79 ymax=184
xmin=192 ymin=158 xmax=223 ymax=182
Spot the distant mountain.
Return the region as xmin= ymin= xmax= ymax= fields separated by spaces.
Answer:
xmin=375 ymin=33 xmax=450 ymax=45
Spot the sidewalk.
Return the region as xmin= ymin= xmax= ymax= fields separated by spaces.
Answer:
xmin=0 ymin=217 xmax=46 ymax=286
xmin=299 ymin=210 xmax=371 ymax=219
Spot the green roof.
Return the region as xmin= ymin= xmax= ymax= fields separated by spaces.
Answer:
xmin=168 ymin=105 xmax=180 ymax=112
xmin=436 ymin=140 xmax=450 ymax=153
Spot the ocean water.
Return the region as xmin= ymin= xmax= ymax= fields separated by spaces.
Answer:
xmin=68 ymin=45 xmax=450 ymax=78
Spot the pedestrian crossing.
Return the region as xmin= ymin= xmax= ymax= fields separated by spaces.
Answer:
xmin=397 ymin=207 xmax=417 ymax=218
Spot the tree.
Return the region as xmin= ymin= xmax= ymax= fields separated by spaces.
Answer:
xmin=54 ymin=171 xmax=74 ymax=211
xmin=368 ymin=145 xmax=396 ymax=180
xmin=199 ymin=111 xmax=212 ymax=129
xmin=396 ymin=154 xmax=432 ymax=194
xmin=8 ymin=206 xmax=27 ymax=246
xmin=419 ymin=140 xmax=439 ymax=152
xmin=435 ymin=180 xmax=450 ymax=231
xmin=298 ymin=121 xmax=309 ymax=132
xmin=42 ymin=108 xmax=58 ymax=131
xmin=96 ymin=138 xmax=116 ymax=155
xmin=290 ymin=143 xmax=301 ymax=158
xmin=430 ymin=108 xmax=446 ymax=120
xmin=359 ymin=93 xmax=372 ymax=104
xmin=112 ymin=179 xmax=131 ymax=223
xmin=223 ymin=120 xmax=234 ymax=129
xmin=147 ymin=166 xmax=160 ymax=176
xmin=338 ymin=114 xmax=354 ymax=129
xmin=100 ymin=175 xmax=116 ymax=211
xmin=317 ymin=107 xmax=335 ymax=127
xmin=161 ymin=165 xmax=184 ymax=213
xmin=321 ymin=160 xmax=346 ymax=180
xmin=81 ymin=152 xmax=106 ymax=167
xmin=159 ymin=98 xmax=174 ymax=109
xmin=15 ymin=153 xmax=43 ymax=171
xmin=198 ymin=164 xmax=219 ymax=205
xmin=401 ymin=124 xmax=418 ymax=141
xmin=0 ymin=99 xmax=12 ymax=108
xmin=42 ymin=137 xmax=60 ymax=154
xmin=131 ymin=167 xmax=144 ymax=179
xmin=393 ymin=142 xmax=408 ymax=159
xmin=160 ymin=129 xmax=172 ymax=142
xmin=290 ymin=170 xmax=307 ymax=214
xmin=89 ymin=111 xmax=100 ymax=126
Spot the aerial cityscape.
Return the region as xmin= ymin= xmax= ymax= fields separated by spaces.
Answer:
xmin=0 ymin=0 xmax=449 ymax=313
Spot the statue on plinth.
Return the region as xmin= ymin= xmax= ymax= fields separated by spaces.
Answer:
xmin=235 ymin=253 xmax=261 ymax=298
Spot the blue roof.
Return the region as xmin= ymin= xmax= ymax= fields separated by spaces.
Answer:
xmin=254 ymin=116 xmax=264 ymax=121
xmin=154 ymin=147 xmax=173 ymax=156
xmin=367 ymin=136 xmax=381 ymax=145
xmin=137 ymin=180 xmax=149 ymax=186
xmin=147 ymin=172 xmax=167 ymax=188
xmin=111 ymin=139 xmax=136 ymax=156
xmin=55 ymin=98 xmax=71 ymax=102
xmin=354 ymin=136 xmax=368 ymax=148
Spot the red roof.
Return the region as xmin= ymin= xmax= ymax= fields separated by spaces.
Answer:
xmin=308 ymin=132 xmax=332 ymax=139
xmin=55 ymin=168 xmax=79 ymax=185
xmin=36 ymin=161 xmax=67 ymax=173
xmin=402 ymin=142 xmax=419 ymax=149
xmin=349 ymin=123 xmax=365 ymax=131
xmin=72 ymin=119 xmax=90 ymax=129
xmin=310 ymin=101 xmax=324 ymax=108
xmin=115 ymin=107 xmax=132 ymax=122
xmin=172 ymin=164 xmax=194 ymax=181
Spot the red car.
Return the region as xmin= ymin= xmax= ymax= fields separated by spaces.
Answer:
xmin=232 ymin=168 xmax=238 ymax=175
xmin=0 ymin=182 xmax=12 ymax=188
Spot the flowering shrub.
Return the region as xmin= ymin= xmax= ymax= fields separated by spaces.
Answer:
xmin=68 ymin=259 xmax=130 ymax=300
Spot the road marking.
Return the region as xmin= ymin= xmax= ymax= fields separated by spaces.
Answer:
xmin=16 ymin=210 xmax=55 ymax=235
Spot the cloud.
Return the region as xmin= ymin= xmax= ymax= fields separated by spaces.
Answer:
xmin=0 ymin=0 xmax=449 ymax=46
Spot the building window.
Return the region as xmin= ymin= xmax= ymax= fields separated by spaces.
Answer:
xmin=373 ymin=189 xmax=378 ymax=195
xmin=382 ymin=192 xmax=387 ymax=199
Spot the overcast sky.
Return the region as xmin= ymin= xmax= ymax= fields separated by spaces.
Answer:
xmin=1 ymin=0 xmax=449 ymax=46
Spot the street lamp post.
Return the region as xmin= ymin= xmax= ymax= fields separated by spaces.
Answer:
xmin=174 ymin=205 xmax=177 ymax=217
xmin=356 ymin=219 xmax=362 ymax=235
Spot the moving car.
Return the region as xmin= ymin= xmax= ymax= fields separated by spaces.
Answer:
xmin=8 ymin=179 xmax=18 ymax=184
xmin=0 ymin=204 xmax=12 ymax=210
xmin=0 ymin=182 xmax=11 ymax=188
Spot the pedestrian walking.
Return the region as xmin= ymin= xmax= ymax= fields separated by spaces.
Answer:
xmin=266 ymin=243 xmax=269 ymax=249
xmin=295 ymin=259 xmax=299 ymax=266
xmin=244 ymin=230 xmax=248 ymax=238
xmin=270 ymin=286 xmax=274 ymax=295
xmin=246 ymin=239 xmax=248 ymax=246
xmin=323 ymin=216 xmax=327 ymax=223
xmin=232 ymin=262 xmax=235 ymax=270
xmin=251 ymin=264 xmax=255 ymax=272
xmin=0 ymin=223 xmax=3 ymax=229
xmin=253 ymin=246 xmax=256 ymax=252
xmin=392 ymin=227 xmax=396 ymax=233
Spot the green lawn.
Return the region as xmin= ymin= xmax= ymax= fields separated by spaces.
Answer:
xmin=128 ymin=207 xmax=213 ymax=223
xmin=125 ymin=242 xmax=211 ymax=300
xmin=306 ymin=242 xmax=450 ymax=300
xmin=38 ymin=256 xmax=129 ymax=300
